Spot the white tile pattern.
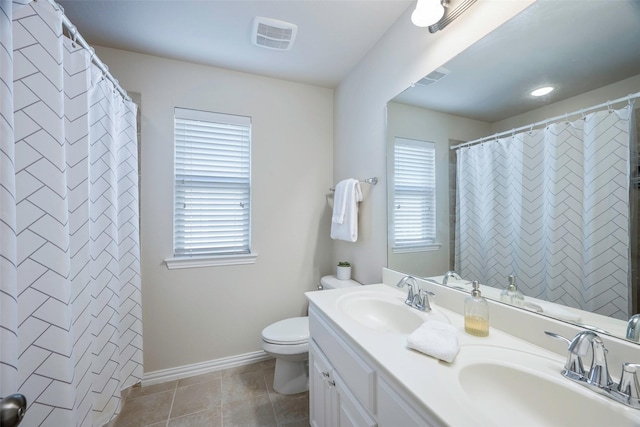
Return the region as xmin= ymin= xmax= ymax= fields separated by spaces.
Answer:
xmin=456 ymin=107 xmax=632 ymax=320
xmin=0 ymin=1 xmax=142 ymax=425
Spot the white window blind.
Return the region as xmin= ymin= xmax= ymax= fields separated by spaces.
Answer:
xmin=173 ymin=108 xmax=251 ymax=257
xmin=392 ymin=137 xmax=436 ymax=250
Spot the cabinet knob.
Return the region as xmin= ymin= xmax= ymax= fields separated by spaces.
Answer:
xmin=322 ymin=371 xmax=330 ymax=378
xmin=327 ymin=380 xmax=336 ymax=387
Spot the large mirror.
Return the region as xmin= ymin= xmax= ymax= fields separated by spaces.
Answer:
xmin=386 ymin=0 xmax=640 ymax=341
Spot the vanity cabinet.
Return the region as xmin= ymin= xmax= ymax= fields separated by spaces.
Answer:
xmin=309 ymin=306 xmax=438 ymax=427
xmin=310 ymin=341 xmax=376 ymax=427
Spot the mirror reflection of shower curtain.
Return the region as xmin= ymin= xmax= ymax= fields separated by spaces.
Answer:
xmin=455 ymin=105 xmax=633 ymax=320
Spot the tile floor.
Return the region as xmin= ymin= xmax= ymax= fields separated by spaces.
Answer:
xmin=114 ymin=359 xmax=309 ymax=427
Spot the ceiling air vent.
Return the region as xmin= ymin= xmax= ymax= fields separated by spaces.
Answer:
xmin=415 ymin=67 xmax=450 ymax=86
xmin=252 ymin=17 xmax=298 ymax=51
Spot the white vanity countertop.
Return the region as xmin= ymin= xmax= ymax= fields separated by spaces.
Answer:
xmin=306 ymin=283 xmax=640 ymax=426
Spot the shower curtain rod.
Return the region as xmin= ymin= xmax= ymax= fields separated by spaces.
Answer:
xmin=47 ymin=0 xmax=131 ymax=102
xmin=451 ymin=91 xmax=640 ymax=150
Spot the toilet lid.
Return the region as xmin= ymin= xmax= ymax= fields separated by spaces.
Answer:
xmin=262 ymin=317 xmax=309 ymax=345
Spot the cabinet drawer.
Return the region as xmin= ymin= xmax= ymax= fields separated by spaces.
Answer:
xmin=309 ymin=307 xmax=376 ymax=414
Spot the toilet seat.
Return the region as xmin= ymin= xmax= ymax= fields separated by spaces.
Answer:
xmin=262 ymin=317 xmax=309 ymax=345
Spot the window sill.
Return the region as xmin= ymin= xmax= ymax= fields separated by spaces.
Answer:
xmin=164 ymin=253 xmax=258 ymax=270
xmin=392 ymin=243 xmax=442 ymax=254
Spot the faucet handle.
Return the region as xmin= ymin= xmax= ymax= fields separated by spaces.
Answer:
xmin=413 ymin=289 xmax=433 ymax=312
xmin=618 ymin=363 xmax=640 ymax=401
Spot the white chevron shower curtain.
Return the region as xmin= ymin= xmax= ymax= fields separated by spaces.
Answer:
xmin=0 ymin=1 xmax=142 ymax=426
xmin=456 ymin=106 xmax=632 ymax=320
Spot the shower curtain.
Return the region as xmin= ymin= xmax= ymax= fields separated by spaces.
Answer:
xmin=456 ymin=105 xmax=633 ymax=320
xmin=0 ymin=1 xmax=142 ymax=426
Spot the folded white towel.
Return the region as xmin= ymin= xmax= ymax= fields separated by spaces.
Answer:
xmin=330 ymin=179 xmax=363 ymax=242
xmin=407 ymin=320 xmax=459 ymax=363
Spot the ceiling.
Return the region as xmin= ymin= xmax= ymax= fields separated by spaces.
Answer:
xmin=393 ymin=0 xmax=640 ymax=123
xmin=57 ymin=0 xmax=413 ymax=89
xmin=57 ymin=1 xmax=640 ymax=121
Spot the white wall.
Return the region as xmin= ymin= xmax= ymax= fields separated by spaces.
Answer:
xmin=386 ymin=102 xmax=491 ymax=276
xmin=95 ymin=47 xmax=334 ymax=373
xmin=333 ymin=0 xmax=535 ymax=284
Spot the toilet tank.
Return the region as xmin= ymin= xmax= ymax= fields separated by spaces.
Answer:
xmin=320 ymin=275 xmax=361 ymax=290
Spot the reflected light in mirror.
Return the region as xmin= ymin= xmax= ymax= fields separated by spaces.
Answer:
xmin=530 ymin=86 xmax=555 ymax=97
xmin=411 ymin=0 xmax=445 ymax=27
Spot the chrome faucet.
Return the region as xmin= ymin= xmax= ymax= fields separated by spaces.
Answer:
xmin=546 ymin=330 xmax=639 ymax=409
xmin=442 ymin=270 xmax=462 ymax=285
xmin=626 ymin=314 xmax=640 ymax=342
xmin=396 ymin=276 xmax=432 ymax=312
xmin=567 ymin=331 xmax=612 ymax=388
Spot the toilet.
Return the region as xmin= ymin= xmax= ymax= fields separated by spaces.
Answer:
xmin=261 ymin=275 xmax=361 ymax=394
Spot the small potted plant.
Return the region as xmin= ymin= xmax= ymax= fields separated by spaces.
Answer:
xmin=336 ymin=261 xmax=351 ymax=280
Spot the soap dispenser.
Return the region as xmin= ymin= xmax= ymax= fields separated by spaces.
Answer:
xmin=500 ymin=274 xmax=525 ymax=308
xmin=465 ymin=281 xmax=489 ymax=337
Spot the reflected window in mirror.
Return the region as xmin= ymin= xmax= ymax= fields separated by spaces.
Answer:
xmin=392 ymin=137 xmax=439 ymax=253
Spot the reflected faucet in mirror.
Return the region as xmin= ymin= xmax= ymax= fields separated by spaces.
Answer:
xmin=627 ymin=314 xmax=640 ymax=342
xmin=442 ymin=270 xmax=461 ymax=285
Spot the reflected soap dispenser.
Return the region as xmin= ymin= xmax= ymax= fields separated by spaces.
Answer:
xmin=464 ymin=281 xmax=489 ymax=337
xmin=500 ymin=275 xmax=525 ymax=308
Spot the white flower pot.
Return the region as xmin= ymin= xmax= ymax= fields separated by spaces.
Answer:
xmin=336 ymin=266 xmax=351 ymax=280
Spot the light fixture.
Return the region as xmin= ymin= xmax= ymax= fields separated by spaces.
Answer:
xmin=411 ymin=0 xmax=445 ymax=27
xmin=530 ymin=86 xmax=555 ymax=97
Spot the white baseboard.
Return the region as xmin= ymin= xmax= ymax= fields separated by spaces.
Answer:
xmin=142 ymin=350 xmax=272 ymax=386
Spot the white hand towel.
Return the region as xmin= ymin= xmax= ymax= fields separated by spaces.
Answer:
xmin=331 ymin=179 xmax=350 ymax=224
xmin=407 ymin=320 xmax=459 ymax=363
xmin=330 ymin=179 xmax=363 ymax=242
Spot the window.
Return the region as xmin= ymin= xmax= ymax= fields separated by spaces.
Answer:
xmin=392 ymin=137 xmax=438 ymax=252
xmin=167 ymin=107 xmax=255 ymax=269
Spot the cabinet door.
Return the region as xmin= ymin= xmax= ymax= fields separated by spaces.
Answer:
xmin=377 ymin=377 xmax=438 ymax=427
xmin=310 ymin=342 xmax=336 ymax=427
xmin=334 ymin=371 xmax=377 ymax=427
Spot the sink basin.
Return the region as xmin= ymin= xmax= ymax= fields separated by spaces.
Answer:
xmin=336 ymin=290 xmax=448 ymax=334
xmin=455 ymin=346 xmax=640 ymax=426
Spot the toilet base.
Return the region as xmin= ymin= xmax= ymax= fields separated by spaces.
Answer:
xmin=273 ymin=358 xmax=309 ymax=395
